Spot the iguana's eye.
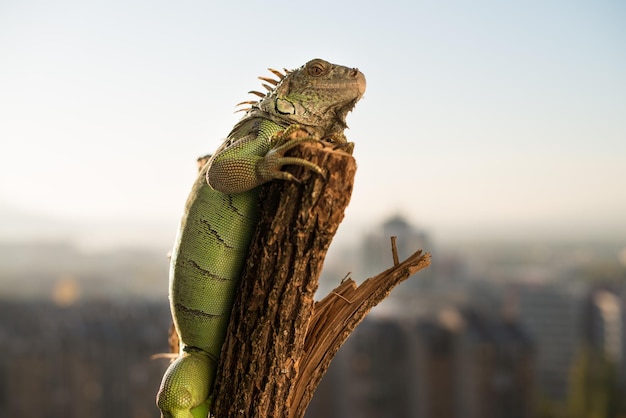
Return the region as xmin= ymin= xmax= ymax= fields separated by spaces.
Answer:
xmin=308 ymin=61 xmax=327 ymax=77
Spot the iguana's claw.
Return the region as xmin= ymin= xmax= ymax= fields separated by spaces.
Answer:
xmin=261 ymin=125 xmax=326 ymax=183
xmin=332 ymin=141 xmax=355 ymax=155
xmin=273 ymin=124 xmax=318 ymax=144
xmin=273 ymin=156 xmax=325 ymax=177
xmin=320 ymin=131 xmax=354 ymax=155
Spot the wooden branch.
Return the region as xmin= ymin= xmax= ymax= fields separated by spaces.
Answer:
xmin=211 ymin=142 xmax=431 ymax=417
xmin=391 ymin=236 xmax=400 ymax=266
xmin=291 ymin=248 xmax=430 ymax=418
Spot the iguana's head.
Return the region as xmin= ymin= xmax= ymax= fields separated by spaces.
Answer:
xmin=240 ymin=58 xmax=366 ymax=135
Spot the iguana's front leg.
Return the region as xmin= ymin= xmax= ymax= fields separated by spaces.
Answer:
xmin=206 ymin=125 xmax=325 ymax=194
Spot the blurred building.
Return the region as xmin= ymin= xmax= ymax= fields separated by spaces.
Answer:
xmin=0 ymin=299 xmax=171 ymax=418
xmin=583 ymin=286 xmax=626 ymax=386
xmin=307 ymin=309 xmax=534 ymax=418
xmin=313 ymin=319 xmax=413 ymax=418
xmin=505 ymin=282 xmax=586 ymax=400
xmin=585 ymin=288 xmax=623 ymax=362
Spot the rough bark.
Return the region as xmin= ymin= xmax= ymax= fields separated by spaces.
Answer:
xmin=211 ymin=142 xmax=431 ymax=417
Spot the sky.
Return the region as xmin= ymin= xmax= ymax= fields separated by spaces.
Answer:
xmin=1 ymin=0 xmax=625 ymax=249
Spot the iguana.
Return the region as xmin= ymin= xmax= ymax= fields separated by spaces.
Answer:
xmin=156 ymin=58 xmax=366 ymax=418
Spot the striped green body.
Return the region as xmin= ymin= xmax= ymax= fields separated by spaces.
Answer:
xmin=170 ymin=120 xmax=284 ymax=360
xmin=157 ymin=59 xmax=366 ymax=418
xmin=157 ymin=120 xmax=284 ymax=418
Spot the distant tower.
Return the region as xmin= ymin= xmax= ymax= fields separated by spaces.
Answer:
xmin=361 ymin=215 xmax=432 ymax=284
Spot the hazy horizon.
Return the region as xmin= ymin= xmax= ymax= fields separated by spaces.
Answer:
xmin=1 ymin=199 xmax=625 ymax=255
xmin=1 ymin=1 xmax=625 ymax=252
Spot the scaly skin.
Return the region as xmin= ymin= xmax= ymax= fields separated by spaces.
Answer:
xmin=157 ymin=59 xmax=366 ymax=418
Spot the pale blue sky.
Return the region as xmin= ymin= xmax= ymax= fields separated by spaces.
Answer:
xmin=1 ymin=0 xmax=625 ymax=247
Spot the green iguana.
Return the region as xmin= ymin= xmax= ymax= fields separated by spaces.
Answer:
xmin=156 ymin=58 xmax=366 ymax=418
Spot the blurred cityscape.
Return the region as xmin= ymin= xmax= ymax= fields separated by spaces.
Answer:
xmin=1 ymin=215 xmax=625 ymax=417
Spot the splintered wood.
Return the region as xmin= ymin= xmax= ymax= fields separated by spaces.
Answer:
xmin=211 ymin=142 xmax=431 ymax=418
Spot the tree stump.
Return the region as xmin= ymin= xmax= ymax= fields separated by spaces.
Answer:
xmin=211 ymin=142 xmax=431 ymax=417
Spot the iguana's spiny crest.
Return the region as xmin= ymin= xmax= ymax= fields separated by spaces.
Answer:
xmin=234 ymin=58 xmax=366 ymax=138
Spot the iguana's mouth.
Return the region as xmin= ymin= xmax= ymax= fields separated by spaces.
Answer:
xmin=354 ymin=69 xmax=366 ymax=98
xmin=314 ymin=70 xmax=366 ymax=100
